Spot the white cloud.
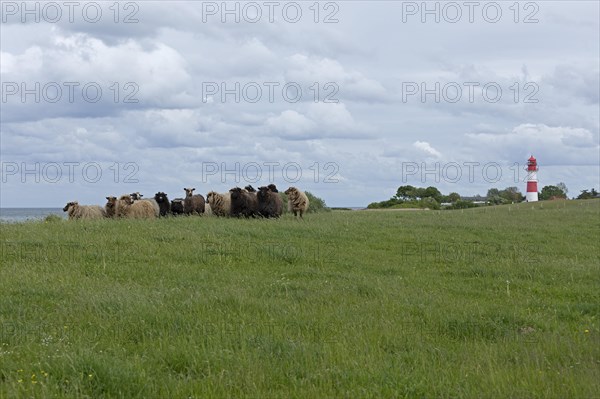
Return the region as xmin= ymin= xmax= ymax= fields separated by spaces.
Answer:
xmin=0 ymin=47 xmax=44 ymax=74
xmin=413 ymin=141 xmax=442 ymax=158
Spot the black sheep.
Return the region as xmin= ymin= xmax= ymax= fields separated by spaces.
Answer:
xmin=154 ymin=192 xmax=171 ymax=216
xmin=257 ymin=186 xmax=283 ymax=218
xmin=170 ymin=198 xmax=184 ymax=215
xmin=229 ymin=187 xmax=258 ymax=218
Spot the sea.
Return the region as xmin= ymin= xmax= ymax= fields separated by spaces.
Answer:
xmin=0 ymin=208 xmax=67 ymax=223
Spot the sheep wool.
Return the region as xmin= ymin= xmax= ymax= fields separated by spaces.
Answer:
xmin=183 ymin=188 xmax=206 ymax=215
xmin=257 ymin=185 xmax=283 ymax=218
xmin=154 ymin=192 xmax=171 ymax=217
xmin=63 ymin=202 xmax=106 ymax=220
xmin=119 ymin=195 xmax=157 ymax=219
xmin=115 ymin=195 xmax=134 ymax=218
xmin=170 ymin=198 xmax=185 ymax=215
xmin=284 ymin=187 xmax=309 ymax=219
xmin=229 ymin=187 xmax=258 ymax=218
xmin=206 ymin=191 xmax=231 ymax=217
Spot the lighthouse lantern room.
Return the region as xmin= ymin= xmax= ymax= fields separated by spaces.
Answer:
xmin=525 ymin=155 xmax=539 ymax=202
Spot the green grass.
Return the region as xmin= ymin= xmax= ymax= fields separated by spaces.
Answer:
xmin=1 ymin=200 xmax=599 ymax=398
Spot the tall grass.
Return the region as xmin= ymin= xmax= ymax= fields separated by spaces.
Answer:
xmin=0 ymin=200 xmax=598 ymax=398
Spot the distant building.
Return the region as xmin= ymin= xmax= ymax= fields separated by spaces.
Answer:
xmin=461 ymin=196 xmax=487 ymax=205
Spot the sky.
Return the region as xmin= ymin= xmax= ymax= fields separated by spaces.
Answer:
xmin=1 ymin=0 xmax=598 ymax=207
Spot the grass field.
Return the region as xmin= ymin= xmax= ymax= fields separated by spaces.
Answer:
xmin=0 ymin=200 xmax=598 ymax=398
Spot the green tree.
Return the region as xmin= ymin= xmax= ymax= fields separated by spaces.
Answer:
xmin=419 ymin=197 xmax=440 ymax=210
xmin=557 ymin=182 xmax=568 ymax=197
xmin=487 ymin=188 xmax=500 ymax=197
xmin=577 ymin=190 xmax=591 ymax=199
xmin=414 ymin=187 xmax=426 ymax=200
xmin=499 ymin=186 xmax=524 ymax=203
xmin=486 ymin=188 xmax=504 ymax=205
xmin=447 ymin=192 xmax=461 ymax=203
xmin=395 ymin=185 xmax=417 ymax=201
xmin=539 ymin=185 xmax=567 ymax=200
xmin=577 ymin=188 xmax=599 ymax=199
xmin=422 ymin=186 xmax=443 ymax=203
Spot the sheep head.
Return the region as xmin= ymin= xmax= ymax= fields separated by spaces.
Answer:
xmin=184 ymin=188 xmax=196 ymax=198
xmin=284 ymin=187 xmax=298 ymax=196
xmin=119 ymin=195 xmax=133 ymax=205
xmin=154 ymin=192 xmax=168 ymax=203
xmin=105 ymin=196 xmax=117 ymax=209
xmin=63 ymin=201 xmax=78 ymax=212
xmin=206 ymin=192 xmax=213 ymax=202
xmin=257 ymin=186 xmax=270 ymax=201
xmin=267 ymin=184 xmax=279 ymax=193
xmin=229 ymin=187 xmax=243 ymax=200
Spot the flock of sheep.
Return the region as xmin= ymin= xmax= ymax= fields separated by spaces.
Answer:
xmin=62 ymin=185 xmax=310 ymax=221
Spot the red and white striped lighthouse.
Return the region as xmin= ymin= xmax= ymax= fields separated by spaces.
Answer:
xmin=525 ymin=155 xmax=538 ymax=202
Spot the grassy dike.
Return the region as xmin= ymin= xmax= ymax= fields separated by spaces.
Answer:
xmin=0 ymin=200 xmax=598 ymax=398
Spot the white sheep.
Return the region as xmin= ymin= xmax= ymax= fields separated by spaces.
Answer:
xmin=118 ymin=195 xmax=156 ymax=219
xmin=63 ymin=201 xmax=106 ymax=220
xmin=130 ymin=192 xmax=160 ymax=217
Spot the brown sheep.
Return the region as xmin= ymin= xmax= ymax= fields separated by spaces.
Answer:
xmin=105 ymin=195 xmax=135 ymax=218
xmin=104 ymin=196 xmax=119 ymax=218
xmin=257 ymin=185 xmax=283 ymax=218
xmin=183 ymin=188 xmax=206 ymax=215
xmin=229 ymin=187 xmax=258 ymax=218
xmin=284 ymin=187 xmax=309 ymax=219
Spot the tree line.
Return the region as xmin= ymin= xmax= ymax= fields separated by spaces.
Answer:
xmin=368 ymin=183 xmax=598 ymax=210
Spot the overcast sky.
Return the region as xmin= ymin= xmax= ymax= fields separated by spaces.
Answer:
xmin=1 ymin=1 xmax=598 ymax=207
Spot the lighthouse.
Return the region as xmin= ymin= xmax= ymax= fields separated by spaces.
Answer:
xmin=525 ymin=155 xmax=538 ymax=202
